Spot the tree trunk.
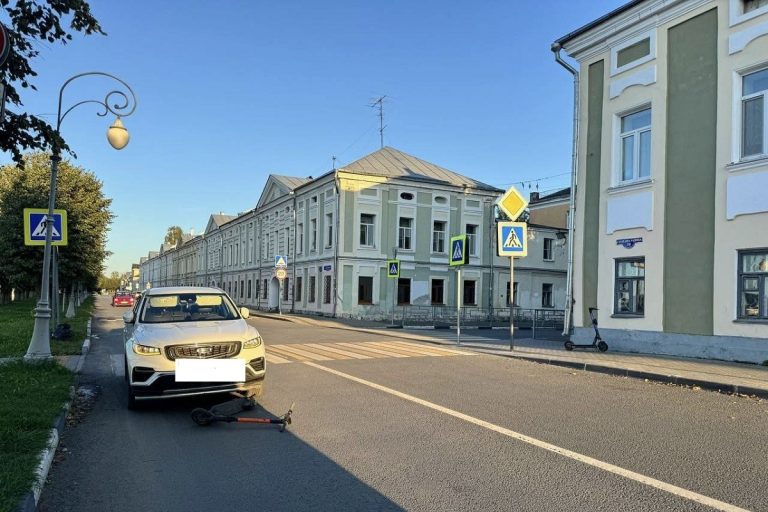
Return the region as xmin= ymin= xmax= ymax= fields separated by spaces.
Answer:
xmin=65 ymin=287 xmax=76 ymax=319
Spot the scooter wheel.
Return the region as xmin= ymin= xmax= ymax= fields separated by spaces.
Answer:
xmin=564 ymin=341 xmax=574 ymax=351
xmin=597 ymin=341 xmax=608 ymax=352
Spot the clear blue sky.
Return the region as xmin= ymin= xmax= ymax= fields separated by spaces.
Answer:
xmin=1 ymin=0 xmax=625 ymax=274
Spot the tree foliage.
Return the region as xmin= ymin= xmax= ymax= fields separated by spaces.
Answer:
xmin=97 ymin=271 xmax=121 ymax=292
xmin=164 ymin=225 xmax=183 ymax=247
xmin=0 ymin=1 xmax=105 ymax=165
xmin=0 ymin=153 xmax=113 ymax=298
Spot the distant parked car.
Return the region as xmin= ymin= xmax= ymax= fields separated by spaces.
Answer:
xmin=112 ymin=290 xmax=134 ymax=307
xmin=122 ymin=286 xmax=266 ymax=409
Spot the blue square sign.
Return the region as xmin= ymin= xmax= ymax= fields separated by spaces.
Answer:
xmin=24 ymin=208 xmax=67 ymax=246
xmin=497 ymin=222 xmax=527 ymax=257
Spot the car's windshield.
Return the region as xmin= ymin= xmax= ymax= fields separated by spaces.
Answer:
xmin=140 ymin=293 xmax=239 ymax=323
xmin=116 ymin=291 xmax=131 ymax=296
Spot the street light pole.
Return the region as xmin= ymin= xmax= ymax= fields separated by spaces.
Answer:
xmin=25 ymin=72 xmax=137 ymax=361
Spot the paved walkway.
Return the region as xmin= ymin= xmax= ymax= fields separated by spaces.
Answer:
xmin=249 ymin=310 xmax=768 ymax=398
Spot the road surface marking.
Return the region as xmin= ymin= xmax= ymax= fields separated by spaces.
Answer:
xmin=376 ymin=340 xmax=472 ymax=357
xmin=110 ymin=354 xmax=124 ymax=377
xmin=268 ymin=344 xmax=332 ymax=361
xmin=304 ymin=361 xmax=750 ymax=512
xmin=265 ymin=353 xmax=292 ymax=364
xmin=334 ymin=342 xmax=410 ymax=358
xmin=304 ymin=343 xmax=372 ymax=359
xmin=289 ymin=344 xmax=354 ymax=360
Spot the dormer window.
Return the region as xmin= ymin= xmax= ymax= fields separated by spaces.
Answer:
xmin=400 ymin=192 xmax=414 ymax=201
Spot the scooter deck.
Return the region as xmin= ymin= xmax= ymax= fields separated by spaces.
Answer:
xmin=209 ymin=397 xmax=256 ymax=417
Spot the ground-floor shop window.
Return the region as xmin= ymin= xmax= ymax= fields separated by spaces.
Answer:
xmin=296 ymin=276 xmax=303 ymax=302
xmin=358 ymin=276 xmax=373 ymax=304
xmin=431 ymin=279 xmax=444 ymax=305
xmin=247 ymin=279 xmax=252 ymax=299
xmin=283 ymin=278 xmax=290 ymax=301
xmin=240 ymin=280 xmax=244 ymax=298
xmin=309 ymin=276 xmax=316 ymax=303
xmin=615 ymin=258 xmax=645 ymax=315
xmin=463 ymin=280 xmax=476 ymax=305
xmin=263 ymin=279 xmax=268 ymax=299
xmin=738 ymin=250 xmax=768 ymax=319
xmin=397 ymin=278 xmax=411 ymax=305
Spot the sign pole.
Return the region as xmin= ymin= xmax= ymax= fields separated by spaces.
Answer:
xmin=278 ymin=279 xmax=282 ymax=315
xmin=456 ymin=268 xmax=461 ymax=345
xmin=509 ymin=257 xmax=515 ymax=351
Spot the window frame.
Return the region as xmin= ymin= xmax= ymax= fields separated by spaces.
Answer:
xmin=323 ymin=275 xmax=332 ymax=304
xmin=614 ymin=257 xmax=646 ymax=316
xmin=541 ymin=283 xmax=553 ymax=308
xmin=543 ymin=238 xmax=554 ymax=261
xmin=737 ymin=249 xmax=768 ymax=320
xmin=738 ymin=66 xmax=768 ymax=161
xmin=398 ymin=217 xmax=413 ymax=251
xmin=360 ymin=213 xmax=375 ymax=247
xmin=617 ymin=106 xmax=652 ymax=186
xmin=431 ymin=278 xmax=444 ymax=305
xmin=463 ymin=280 xmax=476 ymax=306
xmin=466 ymin=224 xmax=478 ymax=256
xmin=432 ymin=221 xmax=446 ymax=253
xmin=610 ymin=30 xmax=656 ymax=76
xmin=397 ymin=278 xmax=411 ymax=305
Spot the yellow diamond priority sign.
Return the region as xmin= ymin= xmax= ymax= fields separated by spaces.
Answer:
xmin=497 ymin=186 xmax=528 ymax=221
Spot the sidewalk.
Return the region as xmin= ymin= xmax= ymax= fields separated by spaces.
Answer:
xmin=249 ymin=310 xmax=768 ymax=399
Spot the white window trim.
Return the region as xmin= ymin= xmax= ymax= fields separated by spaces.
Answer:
xmin=613 ymin=103 xmax=653 ymax=187
xmin=610 ymin=30 xmax=656 ymax=77
xmin=732 ymin=66 xmax=768 ymax=163
xmin=730 ymin=0 xmax=768 ymax=27
xmin=432 ymin=220 xmax=447 ymax=254
xmin=359 ymin=213 xmax=376 ymax=249
xmin=398 ymin=217 xmax=415 ymax=252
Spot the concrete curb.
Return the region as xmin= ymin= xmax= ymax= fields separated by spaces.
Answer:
xmin=16 ymin=322 xmax=91 ymax=512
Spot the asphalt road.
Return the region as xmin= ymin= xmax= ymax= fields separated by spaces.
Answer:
xmin=39 ymin=296 xmax=768 ymax=511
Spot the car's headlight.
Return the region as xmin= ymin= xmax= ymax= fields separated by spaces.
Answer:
xmin=243 ymin=335 xmax=263 ymax=348
xmin=133 ymin=343 xmax=161 ymax=355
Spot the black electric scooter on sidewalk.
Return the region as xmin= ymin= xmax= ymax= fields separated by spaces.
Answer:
xmin=564 ymin=307 xmax=608 ymax=352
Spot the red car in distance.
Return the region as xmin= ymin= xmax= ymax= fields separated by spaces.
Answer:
xmin=112 ymin=291 xmax=134 ymax=307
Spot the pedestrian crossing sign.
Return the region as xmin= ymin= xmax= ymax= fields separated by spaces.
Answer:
xmin=274 ymin=255 xmax=287 ymax=268
xmin=450 ymin=235 xmax=468 ymax=266
xmin=387 ymin=259 xmax=400 ymax=278
xmin=497 ymin=222 xmax=527 ymax=257
xmin=24 ymin=208 xmax=68 ymax=246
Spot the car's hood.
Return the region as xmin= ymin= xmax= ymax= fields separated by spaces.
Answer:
xmin=132 ymin=320 xmax=257 ymax=346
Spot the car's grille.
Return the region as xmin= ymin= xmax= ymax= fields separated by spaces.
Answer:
xmin=166 ymin=342 xmax=241 ymax=361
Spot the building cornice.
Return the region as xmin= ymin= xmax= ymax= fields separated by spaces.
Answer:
xmin=562 ymin=0 xmax=713 ymax=63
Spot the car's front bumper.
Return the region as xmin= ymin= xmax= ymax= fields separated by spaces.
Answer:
xmin=129 ymin=356 xmax=266 ymax=400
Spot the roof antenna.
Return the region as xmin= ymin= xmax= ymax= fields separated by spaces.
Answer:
xmin=332 ymin=155 xmax=337 ymax=170
xmin=369 ymin=95 xmax=387 ymax=149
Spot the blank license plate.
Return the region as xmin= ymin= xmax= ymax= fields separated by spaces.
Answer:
xmin=175 ymin=359 xmax=245 ymax=382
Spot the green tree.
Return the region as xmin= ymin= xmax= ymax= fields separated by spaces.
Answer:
xmin=0 ymin=1 xmax=104 ymax=165
xmin=98 ymin=271 xmax=121 ymax=292
xmin=0 ymin=153 xmax=113 ymax=301
xmin=164 ymin=226 xmax=183 ymax=247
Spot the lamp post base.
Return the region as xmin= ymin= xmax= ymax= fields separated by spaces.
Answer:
xmin=25 ymin=302 xmax=53 ymax=361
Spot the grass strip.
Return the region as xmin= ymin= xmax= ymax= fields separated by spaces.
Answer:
xmin=0 ymin=296 xmax=93 ymax=358
xmin=0 ymin=360 xmax=73 ymax=512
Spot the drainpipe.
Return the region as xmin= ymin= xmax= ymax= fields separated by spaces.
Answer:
xmin=552 ymin=42 xmax=580 ymax=337
xmin=291 ymin=191 xmax=297 ymax=312
xmin=332 ymin=172 xmax=341 ymax=318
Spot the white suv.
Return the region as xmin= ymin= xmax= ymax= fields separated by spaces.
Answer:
xmin=123 ymin=286 xmax=266 ymax=409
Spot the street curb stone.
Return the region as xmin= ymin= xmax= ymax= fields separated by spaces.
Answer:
xmin=16 ymin=319 xmax=91 ymax=512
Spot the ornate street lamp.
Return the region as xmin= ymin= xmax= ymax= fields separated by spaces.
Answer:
xmin=25 ymin=72 xmax=137 ymax=361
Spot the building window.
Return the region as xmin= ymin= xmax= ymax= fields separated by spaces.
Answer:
xmin=616 ymin=37 xmax=650 ymax=69
xmin=358 ymin=276 xmax=373 ymax=304
xmin=742 ymin=68 xmax=768 ymax=159
xmin=466 ymin=224 xmax=478 ymax=256
xmin=543 ymin=238 xmax=554 ymax=261
xmin=263 ymin=279 xmax=268 ymax=299
xmin=326 ymin=213 xmax=333 ymax=247
xmin=463 ymin=280 xmax=476 ymax=305
xmin=360 ymin=214 xmax=375 ymax=247
xmin=542 ymin=283 xmax=553 ymax=308
xmin=397 ymin=278 xmax=411 ymax=305
xmin=240 ymin=280 xmax=244 ymax=298
xmin=323 ymin=275 xmax=332 ymax=304
xmin=614 ymin=258 xmax=645 ymax=315
xmin=296 ymin=276 xmax=303 ymax=302
xmin=312 ymin=196 xmax=318 ymax=204
xmin=309 ymin=276 xmax=316 ymax=303
xmin=432 ymin=221 xmax=446 ymax=253
xmin=247 ymin=279 xmax=252 ymax=299
xmin=283 ymin=278 xmax=290 ymax=301
xmin=506 ymin=281 xmax=518 ymax=306
xmin=310 ymin=219 xmax=317 ymax=251
xmin=431 ymin=279 xmax=444 ymax=305
xmin=400 ymin=192 xmax=414 ymax=200
xmin=619 ymin=108 xmax=651 ymax=184
xmin=398 ymin=217 xmax=413 ymax=250
xmin=738 ymin=250 xmax=768 ymax=319
xmin=297 ymin=223 xmax=304 ymax=253
xmin=744 ymin=0 xmax=768 ymax=13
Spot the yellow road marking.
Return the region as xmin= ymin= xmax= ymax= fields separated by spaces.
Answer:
xmin=305 ymin=343 xmax=372 ymax=359
xmin=265 ymin=353 xmax=292 ymax=364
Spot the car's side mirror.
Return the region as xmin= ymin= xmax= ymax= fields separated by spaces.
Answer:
xmin=240 ymin=307 xmax=250 ymax=319
xmin=122 ymin=311 xmax=135 ymax=324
